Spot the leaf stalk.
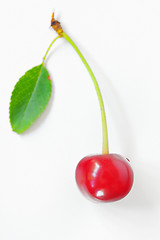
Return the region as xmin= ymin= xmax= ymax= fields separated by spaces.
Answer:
xmin=42 ymin=35 xmax=61 ymax=64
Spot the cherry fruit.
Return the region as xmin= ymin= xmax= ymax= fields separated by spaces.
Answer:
xmin=76 ymin=154 xmax=134 ymax=202
xmin=50 ymin=13 xmax=134 ymax=202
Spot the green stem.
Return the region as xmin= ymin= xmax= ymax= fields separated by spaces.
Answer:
xmin=61 ymin=32 xmax=109 ymax=154
xmin=42 ymin=35 xmax=61 ymax=64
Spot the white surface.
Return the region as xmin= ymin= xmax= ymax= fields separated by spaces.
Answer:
xmin=0 ymin=0 xmax=160 ymax=239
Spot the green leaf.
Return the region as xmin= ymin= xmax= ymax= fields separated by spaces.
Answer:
xmin=9 ymin=64 xmax=52 ymax=134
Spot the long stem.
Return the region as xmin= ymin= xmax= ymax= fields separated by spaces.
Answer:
xmin=61 ymin=32 xmax=109 ymax=154
xmin=42 ymin=35 xmax=61 ymax=64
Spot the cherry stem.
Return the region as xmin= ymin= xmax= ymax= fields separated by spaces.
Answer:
xmin=42 ymin=35 xmax=61 ymax=65
xmin=61 ymin=31 xmax=109 ymax=154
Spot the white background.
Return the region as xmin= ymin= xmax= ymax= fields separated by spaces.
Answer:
xmin=0 ymin=0 xmax=160 ymax=239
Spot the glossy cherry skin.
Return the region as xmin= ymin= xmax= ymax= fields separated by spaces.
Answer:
xmin=75 ymin=154 xmax=134 ymax=202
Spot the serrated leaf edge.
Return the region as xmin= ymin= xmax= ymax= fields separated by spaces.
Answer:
xmin=9 ymin=64 xmax=52 ymax=134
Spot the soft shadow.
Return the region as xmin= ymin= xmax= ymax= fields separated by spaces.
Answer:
xmin=117 ymin=161 xmax=160 ymax=210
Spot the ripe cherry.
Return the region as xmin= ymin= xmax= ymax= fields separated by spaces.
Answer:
xmin=76 ymin=154 xmax=134 ymax=202
xmin=50 ymin=13 xmax=134 ymax=202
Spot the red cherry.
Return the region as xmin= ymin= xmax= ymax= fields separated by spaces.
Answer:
xmin=75 ymin=154 xmax=134 ymax=202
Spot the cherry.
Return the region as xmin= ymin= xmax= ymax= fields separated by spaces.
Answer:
xmin=50 ymin=13 xmax=134 ymax=202
xmin=76 ymin=154 xmax=134 ymax=202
